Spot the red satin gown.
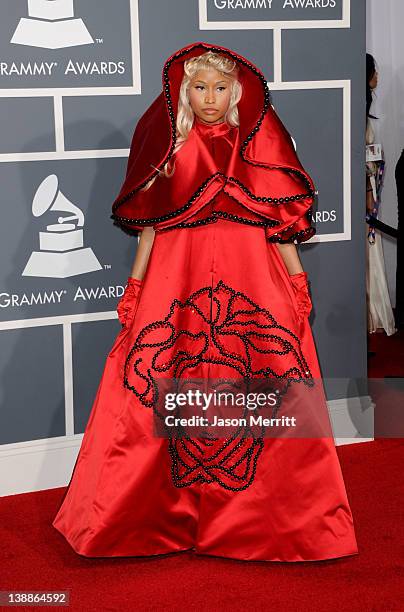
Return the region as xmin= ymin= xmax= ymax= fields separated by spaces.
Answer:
xmin=52 ymin=117 xmax=359 ymax=562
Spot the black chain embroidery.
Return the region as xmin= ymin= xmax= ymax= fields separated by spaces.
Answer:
xmin=267 ymin=208 xmax=316 ymax=243
xmin=123 ymin=279 xmax=313 ymax=491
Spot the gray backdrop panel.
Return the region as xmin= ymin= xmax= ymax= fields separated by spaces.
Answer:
xmin=0 ymin=0 xmax=366 ymax=445
xmin=72 ymin=319 xmax=121 ymax=434
xmin=0 ymin=326 xmax=65 ymax=444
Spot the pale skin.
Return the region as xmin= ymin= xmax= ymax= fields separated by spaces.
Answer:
xmin=129 ymin=67 xmax=304 ymax=280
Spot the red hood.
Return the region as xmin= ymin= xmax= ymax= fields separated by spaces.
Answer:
xmin=111 ymin=41 xmax=316 ymax=241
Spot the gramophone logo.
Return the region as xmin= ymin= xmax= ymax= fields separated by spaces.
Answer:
xmin=11 ymin=0 xmax=94 ymax=49
xmin=22 ymin=174 xmax=102 ymax=279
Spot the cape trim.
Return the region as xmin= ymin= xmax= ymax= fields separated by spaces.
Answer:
xmin=111 ymin=43 xmax=315 ymax=231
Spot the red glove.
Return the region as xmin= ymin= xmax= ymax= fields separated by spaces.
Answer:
xmin=117 ymin=277 xmax=143 ymax=328
xmin=289 ymin=271 xmax=312 ymax=322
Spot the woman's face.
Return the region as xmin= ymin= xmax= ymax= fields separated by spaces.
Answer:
xmin=188 ymin=67 xmax=232 ymax=124
xmin=369 ymin=69 xmax=378 ymax=90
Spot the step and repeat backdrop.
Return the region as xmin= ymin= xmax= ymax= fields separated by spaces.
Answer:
xmin=0 ymin=0 xmax=366 ymax=493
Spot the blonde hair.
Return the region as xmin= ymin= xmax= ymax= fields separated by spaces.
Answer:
xmin=141 ymin=51 xmax=242 ymax=191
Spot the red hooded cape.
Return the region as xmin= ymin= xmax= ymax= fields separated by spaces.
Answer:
xmin=111 ymin=41 xmax=317 ymax=243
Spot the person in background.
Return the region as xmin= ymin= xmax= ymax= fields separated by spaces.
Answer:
xmin=394 ymin=149 xmax=404 ymax=329
xmin=365 ymin=53 xmax=396 ymax=336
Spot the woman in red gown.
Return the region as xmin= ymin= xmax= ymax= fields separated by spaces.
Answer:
xmin=52 ymin=42 xmax=359 ymax=562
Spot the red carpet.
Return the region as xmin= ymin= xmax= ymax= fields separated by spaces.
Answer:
xmin=0 ymin=439 xmax=403 ymax=611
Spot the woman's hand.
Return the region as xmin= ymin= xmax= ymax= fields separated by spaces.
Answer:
xmin=116 ymin=226 xmax=155 ymax=329
xmin=289 ymin=271 xmax=313 ymax=322
xmin=117 ymin=277 xmax=143 ymax=328
xmin=274 ymin=242 xmax=312 ymax=321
